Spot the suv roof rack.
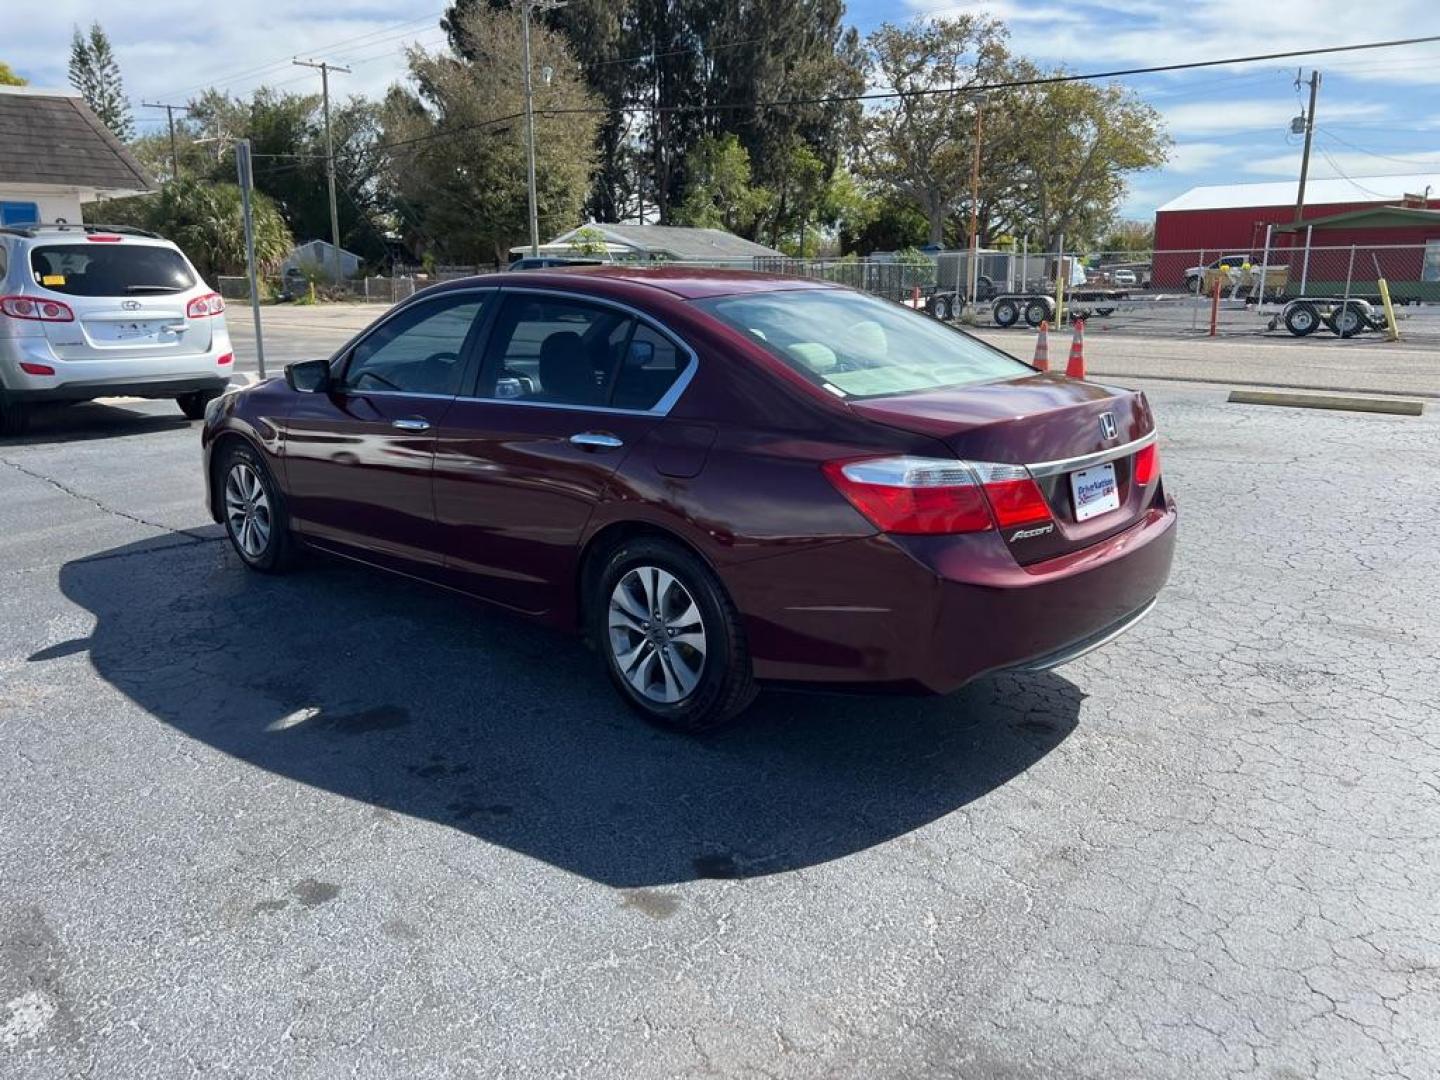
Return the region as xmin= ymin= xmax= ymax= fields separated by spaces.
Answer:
xmin=0 ymin=222 xmax=162 ymax=240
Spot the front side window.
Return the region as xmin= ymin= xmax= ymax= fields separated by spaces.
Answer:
xmin=484 ymin=294 xmax=690 ymax=410
xmin=29 ymin=243 xmax=195 ymax=296
xmin=697 ymin=288 xmax=1028 ymax=399
xmin=342 ymin=293 xmax=487 ymax=396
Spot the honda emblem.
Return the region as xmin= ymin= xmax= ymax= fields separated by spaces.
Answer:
xmin=121 ymin=300 xmax=141 ymax=310
xmin=1099 ymin=412 xmax=1118 ymax=440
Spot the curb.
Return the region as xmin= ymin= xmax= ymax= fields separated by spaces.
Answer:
xmin=1226 ymin=390 xmax=1425 ymax=416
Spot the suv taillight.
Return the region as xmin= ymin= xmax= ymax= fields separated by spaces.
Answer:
xmin=187 ymin=292 xmax=225 ymax=318
xmin=0 ymin=296 xmax=74 ymax=322
xmin=823 ymin=456 xmax=1052 ymax=536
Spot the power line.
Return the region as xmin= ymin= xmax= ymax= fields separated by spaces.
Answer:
xmin=153 ymin=10 xmax=445 ymax=101
xmin=1318 ymin=128 xmax=1440 ymax=168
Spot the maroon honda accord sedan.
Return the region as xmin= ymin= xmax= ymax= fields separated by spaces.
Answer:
xmin=202 ymin=267 xmax=1175 ymax=730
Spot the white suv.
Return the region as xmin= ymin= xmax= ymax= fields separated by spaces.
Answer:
xmin=0 ymin=223 xmax=233 ymax=435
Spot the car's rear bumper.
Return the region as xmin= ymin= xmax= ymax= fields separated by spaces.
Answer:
xmin=726 ymin=496 xmax=1177 ymax=694
xmin=1 ymin=334 xmax=233 ymax=401
xmin=5 ymin=374 xmax=230 ymax=402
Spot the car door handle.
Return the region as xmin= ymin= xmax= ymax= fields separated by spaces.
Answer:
xmin=391 ymin=418 xmax=431 ymax=431
xmin=570 ymin=432 xmax=624 ymax=449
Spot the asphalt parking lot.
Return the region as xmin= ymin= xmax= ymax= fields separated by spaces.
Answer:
xmin=2 ymin=377 xmax=1438 ymax=1078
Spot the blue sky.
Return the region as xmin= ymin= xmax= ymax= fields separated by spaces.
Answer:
xmin=7 ymin=0 xmax=1439 ymax=218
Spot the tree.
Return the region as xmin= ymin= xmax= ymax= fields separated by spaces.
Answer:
xmin=981 ymin=71 xmax=1169 ymax=248
xmin=182 ymin=88 xmax=387 ymax=265
xmin=88 ymin=180 xmax=293 ymax=280
xmin=0 ymin=62 xmax=26 ymax=86
xmin=673 ymin=134 xmax=770 ymax=235
xmin=68 ymin=23 xmax=133 ymax=140
xmin=857 ymin=17 xmax=1008 ymax=246
xmin=1101 ymin=219 xmax=1155 ymax=254
xmin=381 ymin=4 xmax=601 ymax=264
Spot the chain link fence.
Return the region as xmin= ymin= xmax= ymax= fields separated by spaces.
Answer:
xmin=215 ymin=242 xmax=1437 ymax=344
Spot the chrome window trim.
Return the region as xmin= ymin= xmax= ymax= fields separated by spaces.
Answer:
xmin=461 ymin=285 xmax=700 ymax=417
xmin=1025 ymin=430 xmax=1156 ymax=478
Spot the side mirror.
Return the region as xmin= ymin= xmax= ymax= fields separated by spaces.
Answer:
xmin=285 ymin=358 xmax=331 ymax=393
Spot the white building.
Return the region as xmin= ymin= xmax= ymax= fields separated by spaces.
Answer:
xmin=0 ymin=85 xmax=152 ymax=226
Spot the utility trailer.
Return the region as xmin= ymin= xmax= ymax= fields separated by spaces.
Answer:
xmin=989 ymin=288 xmax=1132 ymax=328
xmin=1269 ymin=297 xmax=1387 ymax=338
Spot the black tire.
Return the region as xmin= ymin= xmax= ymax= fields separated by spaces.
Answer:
xmin=1284 ymin=302 xmax=1319 ymax=337
xmin=0 ymin=390 xmax=30 ymax=437
xmin=1185 ymin=274 xmax=1202 ymax=295
xmin=217 ymin=441 xmax=298 ymax=573
xmin=992 ymin=298 xmax=1019 ymax=328
xmin=930 ymin=296 xmax=950 ymax=321
xmin=1095 ymin=307 xmax=1116 ymax=317
xmin=1328 ymin=301 xmax=1365 ymax=338
xmin=1024 ymin=299 xmax=1050 ymax=328
xmin=177 ymin=388 xmax=222 ymax=420
xmin=592 ymin=536 xmax=757 ymax=733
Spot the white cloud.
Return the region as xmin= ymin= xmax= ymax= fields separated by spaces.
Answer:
xmin=1165 ymin=141 xmax=1237 ymax=173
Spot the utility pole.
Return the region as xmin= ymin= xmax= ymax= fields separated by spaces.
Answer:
xmin=141 ymin=102 xmax=189 ymax=181
xmin=520 ymin=0 xmax=566 ymax=254
xmin=293 ymin=59 xmax=352 ymax=284
xmin=968 ymin=98 xmax=984 ymax=312
xmin=522 ymin=5 xmax=540 ymax=257
xmin=1293 ymin=69 xmax=1321 ymax=224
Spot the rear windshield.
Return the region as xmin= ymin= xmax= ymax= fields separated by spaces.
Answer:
xmin=29 ymin=244 xmax=196 ymax=297
xmin=695 ymin=288 xmax=1029 ymax=399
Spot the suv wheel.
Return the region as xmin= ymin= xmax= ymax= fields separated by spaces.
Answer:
xmin=0 ymin=391 xmax=30 ymax=437
xmin=593 ymin=537 xmax=757 ymax=733
xmin=177 ymin=389 xmax=222 ymax=420
xmin=219 ymin=443 xmax=297 ymax=572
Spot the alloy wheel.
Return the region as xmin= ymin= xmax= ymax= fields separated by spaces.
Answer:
xmin=224 ymin=462 xmax=272 ymax=559
xmin=607 ymin=566 xmax=707 ymax=704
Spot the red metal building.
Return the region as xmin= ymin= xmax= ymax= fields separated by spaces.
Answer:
xmin=1152 ymin=173 xmax=1440 ymax=288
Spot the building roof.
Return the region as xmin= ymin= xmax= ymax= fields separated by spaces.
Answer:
xmin=1275 ymin=205 xmax=1440 ymax=233
xmin=1156 ymin=173 xmax=1440 ymax=214
xmin=547 ymin=223 xmax=786 ymax=260
xmin=0 ymin=86 xmax=152 ymax=197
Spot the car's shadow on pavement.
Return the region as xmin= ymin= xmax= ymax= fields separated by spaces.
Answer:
xmin=6 ymin=401 xmax=193 ymax=446
xmin=55 ymin=536 xmax=1084 ymax=887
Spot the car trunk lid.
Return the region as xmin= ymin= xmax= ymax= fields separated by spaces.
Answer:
xmin=847 ymin=372 xmax=1159 ymax=562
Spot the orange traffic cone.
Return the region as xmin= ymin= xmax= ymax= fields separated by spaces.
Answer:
xmin=1032 ymin=320 xmax=1050 ymax=371
xmin=1066 ymin=318 xmax=1086 ymax=379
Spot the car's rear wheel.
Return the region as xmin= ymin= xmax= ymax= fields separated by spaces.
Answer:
xmin=0 ymin=390 xmax=30 ymax=437
xmin=593 ymin=536 xmax=756 ymax=732
xmin=219 ymin=442 xmax=297 ymax=573
xmin=177 ymin=389 xmax=222 ymax=420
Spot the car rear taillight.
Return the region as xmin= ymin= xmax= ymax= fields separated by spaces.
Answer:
xmin=187 ymin=293 xmax=225 ymax=318
xmin=823 ymin=455 xmax=1054 ymax=536
xmin=20 ymin=362 xmax=56 ymax=376
xmin=1133 ymin=443 xmax=1159 ymax=486
xmin=969 ymin=462 xmax=1052 ymax=528
xmin=217 ymin=352 xmax=234 ymax=366
xmin=0 ymin=296 xmax=74 ymax=322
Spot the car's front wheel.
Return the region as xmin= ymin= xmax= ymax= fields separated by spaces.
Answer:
xmin=593 ymin=537 xmax=756 ymax=732
xmin=219 ymin=443 xmax=296 ymax=572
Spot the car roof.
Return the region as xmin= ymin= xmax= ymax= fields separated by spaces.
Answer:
xmin=433 ymin=265 xmax=843 ymax=302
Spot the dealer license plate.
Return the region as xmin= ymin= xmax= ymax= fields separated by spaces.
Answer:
xmin=1070 ymin=462 xmax=1120 ymax=522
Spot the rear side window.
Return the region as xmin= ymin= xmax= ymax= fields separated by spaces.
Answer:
xmin=29 ymin=244 xmax=196 ymax=297
xmin=612 ymin=323 xmax=688 ymax=410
